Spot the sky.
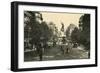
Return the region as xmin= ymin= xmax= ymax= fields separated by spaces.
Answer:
xmin=41 ymin=12 xmax=83 ymax=31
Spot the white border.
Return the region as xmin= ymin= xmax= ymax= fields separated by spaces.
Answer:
xmin=18 ymin=5 xmax=96 ymax=68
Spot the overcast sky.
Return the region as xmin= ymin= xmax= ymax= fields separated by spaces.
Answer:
xmin=41 ymin=12 xmax=83 ymax=31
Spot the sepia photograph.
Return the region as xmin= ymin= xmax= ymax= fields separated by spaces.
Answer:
xmin=24 ymin=11 xmax=90 ymax=62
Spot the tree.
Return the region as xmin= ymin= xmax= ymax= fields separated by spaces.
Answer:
xmin=79 ymin=14 xmax=90 ymax=50
xmin=65 ymin=24 xmax=76 ymax=40
xmin=40 ymin=21 xmax=53 ymax=49
xmin=24 ymin=11 xmax=44 ymax=61
xmin=48 ymin=22 xmax=58 ymax=46
xmin=24 ymin=11 xmax=43 ymax=48
xmin=24 ymin=11 xmax=53 ymax=61
xmin=71 ymin=27 xmax=80 ymax=43
xmin=41 ymin=22 xmax=53 ymax=42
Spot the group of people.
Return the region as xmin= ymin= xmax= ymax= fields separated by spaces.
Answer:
xmin=60 ymin=37 xmax=78 ymax=55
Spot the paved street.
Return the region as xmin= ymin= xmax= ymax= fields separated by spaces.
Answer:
xmin=24 ymin=45 xmax=89 ymax=62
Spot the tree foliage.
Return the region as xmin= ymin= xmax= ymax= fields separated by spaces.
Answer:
xmin=71 ymin=27 xmax=80 ymax=43
xmin=65 ymin=24 xmax=76 ymax=40
xmin=79 ymin=14 xmax=90 ymax=50
xmin=24 ymin=11 xmax=53 ymax=49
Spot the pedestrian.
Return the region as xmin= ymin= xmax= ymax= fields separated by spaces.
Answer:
xmin=36 ymin=42 xmax=43 ymax=61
